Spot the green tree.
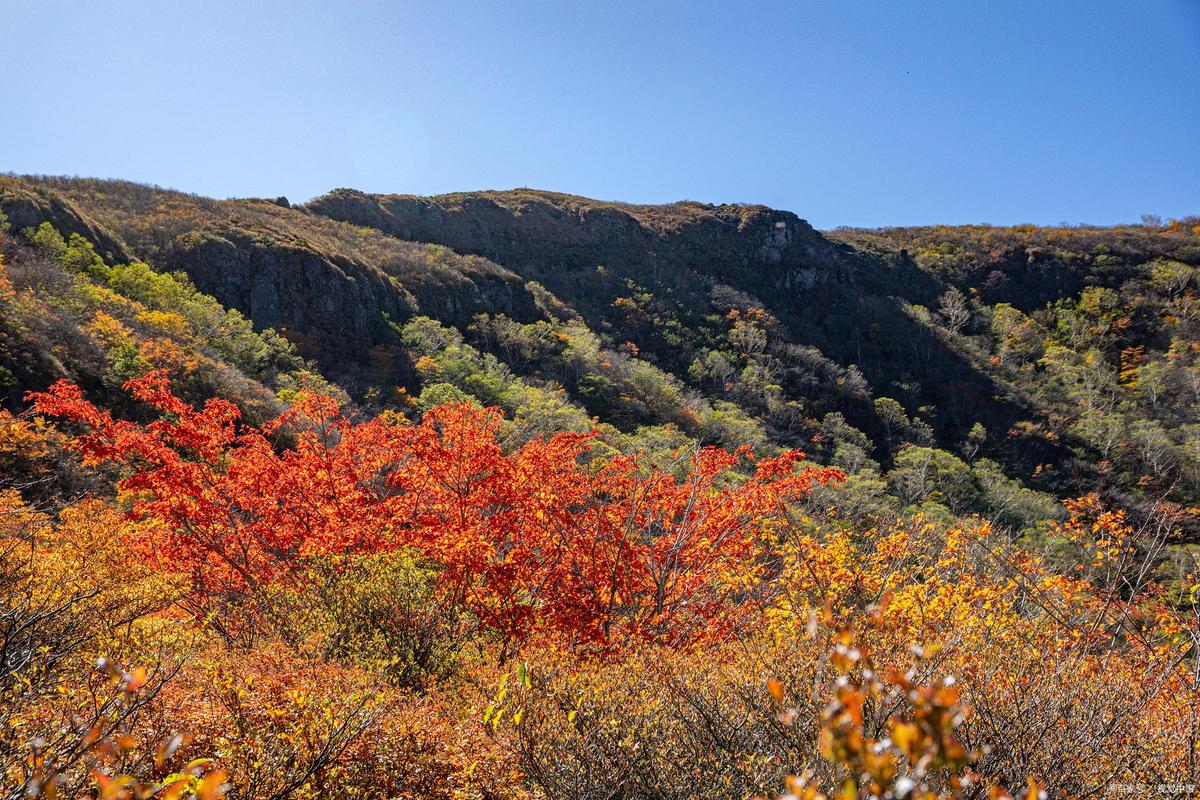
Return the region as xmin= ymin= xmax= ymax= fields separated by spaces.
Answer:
xmin=888 ymin=445 xmax=978 ymax=512
xmin=960 ymin=422 xmax=987 ymax=461
xmin=62 ymin=234 xmax=109 ymax=280
xmin=25 ymin=222 xmax=67 ymax=261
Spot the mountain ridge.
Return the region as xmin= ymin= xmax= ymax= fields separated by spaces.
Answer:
xmin=3 ymin=173 xmax=1198 ymax=536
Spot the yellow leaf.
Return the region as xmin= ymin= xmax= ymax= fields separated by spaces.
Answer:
xmin=891 ymin=721 xmax=920 ymax=757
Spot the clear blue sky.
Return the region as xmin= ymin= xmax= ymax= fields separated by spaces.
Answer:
xmin=5 ymin=0 xmax=1198 ymax=228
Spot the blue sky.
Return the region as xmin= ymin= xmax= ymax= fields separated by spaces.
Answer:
xmin=4 ymin=0 xmax=1198 ymax=228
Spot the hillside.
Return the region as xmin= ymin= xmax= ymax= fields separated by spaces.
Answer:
xmin=3 ymin=174 xmax=1199 ymax=799
xmin=3 ymin=175 xmax=1199 ymax=533
xmin=306 ymin=189 xmax=1200 ymax=527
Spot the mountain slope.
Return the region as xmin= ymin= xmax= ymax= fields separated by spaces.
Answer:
xmin=305 ymin=188 xmax=1021 ymax=438
xmin=303 ymin=188 xmax=1085 ymax=494
xmin=3 ymin=174 xmax=1198 ymax=535
xmin=2 ymin=177 xmax=550 ymax=386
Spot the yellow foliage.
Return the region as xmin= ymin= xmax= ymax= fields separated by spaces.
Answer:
xmin=0 ymin=255 xmax=14 ymax=301
xmin=140 ymin=337 xmax=202 ymax=375
xmin=0 ymin=412 xmax=60 ymax=476
xmin=137 ymin=309 xmax=193 ymax=338
xmin=87 ymin=310 xmax=135 ymax=346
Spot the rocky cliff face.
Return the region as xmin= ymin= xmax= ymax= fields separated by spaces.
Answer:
xmin=305 ymin=189 xmax=849 ymax=291
xmin=162 ymin=225 xmax=542 ymax=364
xmin=164 ymin=228 xmax=419 ymax=362
xmin=4 ymin=179 xmax=543 ymax=369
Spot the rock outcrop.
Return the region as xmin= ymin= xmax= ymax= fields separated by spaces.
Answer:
xmin=3 ymin=179 xmax=542 ymax=368
xmin=305 ymin=188 xmax=847 ymax=289
xmin=164 ymin=228 xmax=418 ymax=362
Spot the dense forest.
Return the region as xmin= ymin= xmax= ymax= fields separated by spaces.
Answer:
xmin=1 ymin=174 xmax=1198 ymax=799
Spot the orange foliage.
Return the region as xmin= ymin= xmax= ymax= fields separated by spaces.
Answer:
xmin=30 ymin=373 xmax=841 ymax=649
xmin=12 ymin=374 xmax=1199 ymax=798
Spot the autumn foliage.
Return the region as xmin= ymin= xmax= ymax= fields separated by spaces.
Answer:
xmin=4 ymin=374 xmax=1199 ymax=799
xmin=29 ymin=372 xmax=840 ymax=648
